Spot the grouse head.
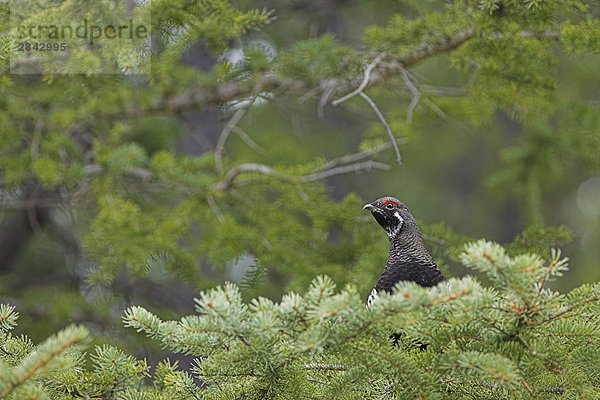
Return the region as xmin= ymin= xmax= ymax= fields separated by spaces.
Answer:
xmin=363 ymin=196 xmax=411 ymax=239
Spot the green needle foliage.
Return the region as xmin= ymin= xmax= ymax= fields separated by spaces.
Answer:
xmin=121 ymin=241 xmax=600 ymax=399
xmin=0 ymin=305 xmax=89 ymax=399
xmin=5 ymin=241 xmax=597 ymax=399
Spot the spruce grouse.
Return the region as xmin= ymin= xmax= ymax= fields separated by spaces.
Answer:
xmin=363 ymin=196 xmax=445 ymax=306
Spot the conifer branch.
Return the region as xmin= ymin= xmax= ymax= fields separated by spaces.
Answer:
xmin=304 ymin=363 xmax=349 ymax=371
xmin=63 ymin=26 xmax=565 ymax=136
xmin=538 ymin=295 xmax=600 ymax=326
xmin=352 ymin=345 xmax=430 ymax=399
xmin=1 ymin=325 xmax=88 ymax=398
xmin=147 ymin=29 xmax=480 ymax=115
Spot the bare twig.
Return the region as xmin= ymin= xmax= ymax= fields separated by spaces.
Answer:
xmin=316 ymin=142 xmax=394 ymax=171
xmin=127 ymin=167 xmax=153 ymax=181
xmin=317 ymin=83 xmax=336 ymax=120
xmin=359 ymin=92 xmax=402 ymax=164
xmin=422 ymin=98 xmax=449 ymax=121
xmin=215 ymin=106 xmax=251 ymax=173
xmin=0 ymin=196 xmax=70 ymax=211
xmin=420 ymin=85 xmax=467 ymax=96
xmin=214 ymin=160 xmax=391 ymax=191
xmin=83 ymin=164 xmax=103 ymax=175
xmin=488 ymin=30 xmax=561 ymax=40
xmin=400 ymin=67 xmax=421 ymax=124
xmin=83 ymin=164 xmax=154 ymax=182
xmin=521 ymin=30 xmax=560 ymax=39
xmin=332 ymin=52 xmax=387 ymax=106
xmin=295 ymin=185 xmax=310 ymax=201
xmin=82 ymin=153 xmax=389 ymax=195
xmin=207 ymin=195 xmax=225 ymax=223
xmin=299 ymin=84 xmax=325 ymax=103
xmin=301 ymin=161 xmax=390 ymax=182
xmin=231 ymin=126 xmax=265 ymax=154
xmin=214 ymin=163 xmax=294 ymax=191
xmin=30 ymin=120 xmax=44 ymax=161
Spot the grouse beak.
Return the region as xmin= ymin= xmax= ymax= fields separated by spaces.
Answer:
xmin=364 ymin=202 xmax=384 ymax=215
xmin=363 ymin=203 xmax=376 ymax=211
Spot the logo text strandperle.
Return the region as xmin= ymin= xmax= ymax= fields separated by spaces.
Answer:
xmin=17 ymin=18 xmax=149 ymax=46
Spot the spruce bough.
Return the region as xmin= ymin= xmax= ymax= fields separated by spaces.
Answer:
xmin=2 ymin=240 xmax=599 ymax=399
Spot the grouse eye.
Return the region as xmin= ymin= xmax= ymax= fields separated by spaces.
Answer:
xmin=386 ymin=203 xmax=394 ymax=209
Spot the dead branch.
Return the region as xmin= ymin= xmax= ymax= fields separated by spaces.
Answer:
xmin=400 ymin=67 xmax=421 ymax=124
xmin=332 ymin=52 xmax=387 ymax=106
xmin=10 ymin=28 xmax=562 ymax=121
xmin=317 ymin=83 xmax=336 ymax=120
xmin=359 ymin=92 xmax=403 ymax=164
xmin=231 ymin=126 xmax=265 ymax=154
xmin=214 ymin=163 xmax=294 ymax=191
xmin=315 ymin=142 xmax=394 ymax=172
xmin=215 ymin=106 xmax=252 ymax=173
xmin=422 ymin=98 xmax=449 ymax=121
xmin=30 ymin=120 xmax=44 ymax=161
xmin=147 ymin=29 xmax=479 ymax=115
xmin=207 ymin=195 xmax=225 ymax=223
xmin=420 ymin=85 xmax=467 ymax=96
xmin=214 ymin=160 xmax=391 ymax=191
xmin=300 ymin=161 xmax=391 ymax=182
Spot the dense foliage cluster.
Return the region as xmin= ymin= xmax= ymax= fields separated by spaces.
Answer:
xmin=2 ymin=241 xmax=599 ymax=399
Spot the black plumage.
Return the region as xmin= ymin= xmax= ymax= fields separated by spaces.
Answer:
xmin=364 ymin=196 xmax=445 ymax=306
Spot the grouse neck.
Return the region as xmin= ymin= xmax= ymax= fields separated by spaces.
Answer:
xmin=387 ymin=230 xmax=427 ymax=259
xmin=388 ymin=231 xmax=414 ymax=250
